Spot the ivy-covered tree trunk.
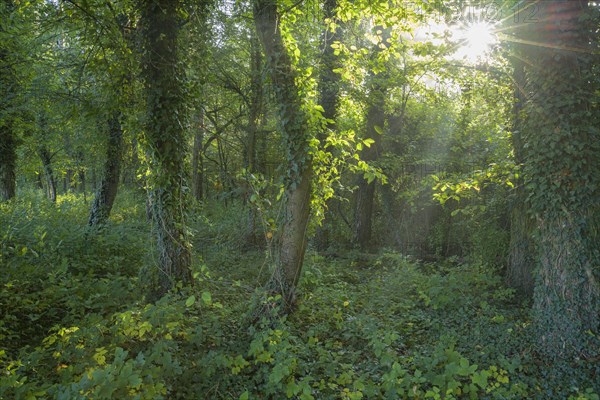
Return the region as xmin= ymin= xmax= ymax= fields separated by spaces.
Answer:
xmin=352 ymin=43 xmax=387 ymax=248
xmin=88 ymin=112 xmax=123 ymax=227
xmin=519 ymin=0 xmax=599 ymax=360
xmin=0 ymin=0 xmax=17 ymax=202
xmin=506 ymin=58 xmax=534 ymax=297
xmin=140 ymin=0 xmax=191 ymax=297
xmin=254 ymin=0 xmax=312 ymax=310
xmin=314 ymin=0 xmax=342 ymax=252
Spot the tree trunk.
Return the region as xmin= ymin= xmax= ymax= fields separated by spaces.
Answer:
xmin=79 ymin=168 xmax=86 ymax=201
xmin=507 ymin=192 xmax=535 ymax=296
xmin=352 ymin=63 xmax=386 ymax=248
xmin=191 ymin=110 xmax=204 ymax=201
xmin=518 ymin=0 xmax=599 ymax=361
xmin=0 ymin=0 xmax=17 ymax=202
xmin=75 ymin=150 xmax=85 ymax=195
xmin=88 ymin=112 xmax=123 ymax=227
xmin=91 ymin=166 xmax=97 ymax=192
xmin=35 ymin=171 xmax=43 ymax=190
xmin=506 ymin=58 xmax=534 ymax=297
xmin=246 ymin=32 xmax=262 ymax=173
xmin=314 ymin=0 xmax=342 ymax=252
xmin=353 ymin=172 xmax=377 ymax=248
xmin=38 ymin=146 xmax=57 ymax=203
xmin=380 ymin=183 xmax=402 ymax=248
xmin=140 ymin=0 xmax=192 ymax=298
xmin=244 ymin=31 xmax=264 ymax=247
xmin=254 ymin=0 xmax=313 ymax=310
xmin=352 ymin=28 xmax=389 ymax=249
xmin=278 ymin=166 xmax=312 ymax=295
xmin=130 ymin=136 xmax=140 ymax=186
xmin=0 ymin=125 xmax=16 ymax=201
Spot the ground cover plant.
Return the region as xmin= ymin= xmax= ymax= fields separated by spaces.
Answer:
xmin=1 ymin=193 xmax=598 ymax=399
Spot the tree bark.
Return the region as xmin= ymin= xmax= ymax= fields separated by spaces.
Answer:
xmin=140 ymin=0 xmax=192 ymax=298
xmin=254 ymin=0 xmax=313 ymax=310
xmin=518 ymin=0 xmax=599 ymax=360
xmin=88 ymin=112 xmax=123 ymax=227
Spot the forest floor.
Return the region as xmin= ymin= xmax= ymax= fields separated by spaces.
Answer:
xmin=1 ymin=191 xmax=598 ymax=399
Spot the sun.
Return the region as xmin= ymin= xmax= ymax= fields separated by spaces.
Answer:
xmin=452 ymin=21 xmax=498 ymax=62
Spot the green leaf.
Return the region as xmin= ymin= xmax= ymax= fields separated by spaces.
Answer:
xmin=202 ymin=291 xmax=212 ymax=305
xmin=185 ymin=295 xmax=196 ymax=307
xmin=471 ymin=370 xmax=489 ymax=389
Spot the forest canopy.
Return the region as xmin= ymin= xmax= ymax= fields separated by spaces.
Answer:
xmin=1 ymin=0 xmax=599 ymax=399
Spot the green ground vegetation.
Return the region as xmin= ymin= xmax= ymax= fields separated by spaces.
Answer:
xmin=1 ymin=191 xmax=598 ymax=400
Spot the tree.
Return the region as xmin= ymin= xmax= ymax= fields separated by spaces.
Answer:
xmin=184 ymin=1 xmax=211 ymax=203
xmin=38 ymin=143 xmax=57 ymax=203
xmin=243 ymin=30 xmax=265 ymax=246
xmin=0 ymin=0 xmax=19 ymax=201
xmin=352 ymin=27 xmax=389 ymax=249
xmin=253 ymin=0 xmax=313 ymax=310
xmin=245 ymin=31 xmax=264 ymax=175
xmin=313 ymin=0 xmax=342 ymax=251
xmin=191 ymin=110 xmax=205 ymax=201
xmin=86 ymin=9 xmax=136 ymax=227
xmin=518 ymin=0 xmax=599 ymax=360
xmin=140 ymin=0 xmax=192 ymax=297
xmin=88 ymin=111 xmax=123 ymax=226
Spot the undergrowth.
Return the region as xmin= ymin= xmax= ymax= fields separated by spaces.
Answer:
xmin=1 ymin=191 xmax=598 ymax=399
